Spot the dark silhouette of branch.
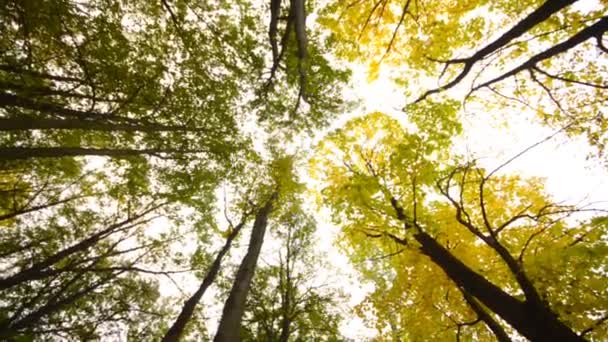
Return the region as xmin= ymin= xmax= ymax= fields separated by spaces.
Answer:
xmin=383 ymin=0 xmax=411 ymax=57
xmin=269 ymin=0 xmax=282 ymax=64
xmin=532 ymin=66 xmax=608 ymax=89
xmin=472 ymin=16 xmax=608 ymax=92
xmin=415 ymin=0 xmax=578 ymax=103
xmin=0 ymin=117 xmax=214 ymax=134
xmin=357 ymin=0 xmax=386 ymax=40
xmin=0 ymin=194 xmax=89 ymax=221
xmin=458 ymin=287 xmax=511 ymax=342
xmin=0 ymin=64 xmax=85 ymax=84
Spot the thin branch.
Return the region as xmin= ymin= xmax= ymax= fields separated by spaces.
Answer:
xmin=533 ymin=65 xmax=608 ymax=89
xmin=528 ymin=68 xmax=567 ymax=114
xmin=356 ymin=0 xmax=385 ymax=41
xmin=382 ymin=0 xmax=411 ymax=57
xmin=485 ymin=119 xmax=578 ymax=181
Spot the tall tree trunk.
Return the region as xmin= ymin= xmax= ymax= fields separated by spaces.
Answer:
xmin=0 ymin=147 xmax=203 ymax=160
xmin=278 ymin=224 xmax=293 ymax=342
xmin=412 ymin=231 xmax=583 ymax=341
xmin=0 ymin=64 xmax=84 ymax=83
xmin=214 ymin=192 xmax=277 ymax=342
xmin=0 ymin=92 xmax=144 ymax=125
xmin=291 ymin=0 xmax=307 ymax=60
xmin=162 ymin=219 xmax=247 ymax=342
xmin=0 ymin=117 xmax=212 ymax=133
xmin=278 ymin=317 xmax=291 ymax=342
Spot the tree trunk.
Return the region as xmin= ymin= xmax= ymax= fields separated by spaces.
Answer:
xmin=278 ymin=224 xmax=293 ymax=342
xmin=291 ymin=0 xmax=307 ymax=60
xmin=162 ymin=220 xmax=247 ymax=342
xmin=459 ymin=287 xmax=511 ymax=342
xmin=0 ymin=147 xmax=203 ymax=160
xmin=412 ymin=231 xmax=583 ymax=341
xmin=214 ymin=192 xmax=277 ymax=342
xmin=278 ymin=318 xmax=291 ymax=342
xmin=0 ymin=64 xmax=84 ymax=83
xmin=0 ymin=117 xmax=211 ymax=133
xmin=0 ymin=92 xmax=143 ymax=125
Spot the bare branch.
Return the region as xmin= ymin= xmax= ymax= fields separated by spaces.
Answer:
xmin=533 ymin=66 xmax=608 ymax=89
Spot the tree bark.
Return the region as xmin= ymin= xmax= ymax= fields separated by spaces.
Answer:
xmin=162 ymin=219 xmax=247 ymax=342
xmin=214 ymin=192 xmax=277 ymax=342
xmin=0 ymin=117 xmax=211 ymax=133
xmin=412 ymin=231 xmax=583 ymax=341
xmin=0 ymin=147 xmax=204 ymax=160
xmin=459 ymin=287 xmax=512 ymax=342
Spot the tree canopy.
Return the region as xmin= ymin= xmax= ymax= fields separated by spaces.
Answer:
xmin=1 ymin=0 xmax=607 ymax=341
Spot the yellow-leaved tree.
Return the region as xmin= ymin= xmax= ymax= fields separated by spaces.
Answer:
xmin=320 ymin=0 xmax=608 ymax=155
xmin=310 ymin=109 xmax=608 ymax=341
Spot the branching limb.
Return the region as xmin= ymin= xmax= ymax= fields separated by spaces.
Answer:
xmin=459 ymin=287 xmax=512 ymax=342
xmin=473 ymin=16 xmax=608 ymax=92
xmin=415 ymin=0 xmax=578 ymax=103
xmin=356 ymin=0 xmax=386 ymax=40
xmin=596 ymin=33 xmax=608 ymax=53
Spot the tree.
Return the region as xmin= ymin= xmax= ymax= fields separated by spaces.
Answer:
xmin=239 ymin=201 xmax=344 ymax=341
xmin=214 ymin=156 xmax=302 ymax=342
xmin=214 ymin=190 xmax=278 ymax=342
xmin=161 ymin=205 xmax=251 ymax=342
xmin=1 ymin=0 xmax=349 ymax=340
xmin=320 ymin=0 xmax=608 ymax=155
xmin=311 ymin=112 xmax=608 ymax=340
xmin=3 ymin=0 xmax=606 ymax=340
xmin=0 ymin=197 xmax=178 ymax=339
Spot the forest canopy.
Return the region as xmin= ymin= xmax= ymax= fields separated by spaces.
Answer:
xmin=1 ymin=0 xmax=607 ymax=341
